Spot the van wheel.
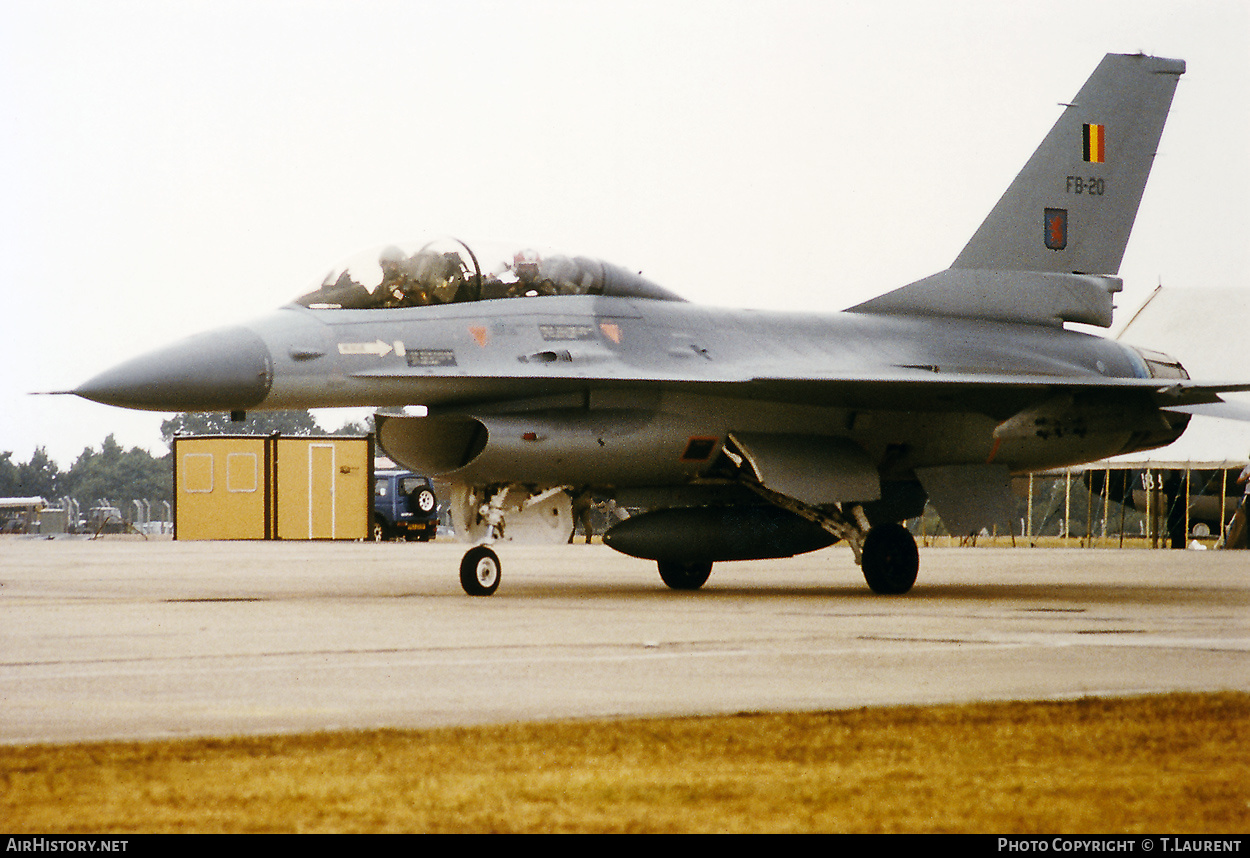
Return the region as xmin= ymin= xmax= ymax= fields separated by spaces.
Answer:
xmin=373 ymin=516 xmax=393 ymax=542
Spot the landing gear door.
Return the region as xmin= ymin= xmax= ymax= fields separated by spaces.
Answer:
xmin=727 ymin=432 xmax=880 ymax=506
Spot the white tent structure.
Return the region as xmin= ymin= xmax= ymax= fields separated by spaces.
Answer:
xmin=1060 ymin=286 xmax=1250 ymax=547
xmin=1110 ymin=285 xmax=1250 ymax=468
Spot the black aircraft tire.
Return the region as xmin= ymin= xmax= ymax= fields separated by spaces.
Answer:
xmin=860 ymin=523 xmax=919 ymax=595
xmin=657 ymin=559 xmax=713 ymax=591
xmin=460 ymin=545 xmax=501 ymax=596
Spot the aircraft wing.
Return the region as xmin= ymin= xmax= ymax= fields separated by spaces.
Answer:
xmin=352 ymin=361 xmax=1250 ymax=418
xmin=739 ymin=373 xmax=1250 ymax=412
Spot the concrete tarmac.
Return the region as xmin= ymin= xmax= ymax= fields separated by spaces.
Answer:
xmin=1 ymin=536 xmax=1246 ymax=745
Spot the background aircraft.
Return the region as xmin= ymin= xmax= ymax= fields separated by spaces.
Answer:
xmin=74 ymin=53 xmax=1249 ymax=595
xmin=1083 ymin=466 xmax=1246 ymax=546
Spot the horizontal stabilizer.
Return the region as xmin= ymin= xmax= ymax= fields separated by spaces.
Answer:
xmin=1162 ymin=399 xmax=1250 ymax=422
xmin=848 ymin=270 xmax=1122 ymax=327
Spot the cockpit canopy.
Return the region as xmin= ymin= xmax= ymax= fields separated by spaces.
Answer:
xmin=295 ymin=237 xmax=684 ymax=310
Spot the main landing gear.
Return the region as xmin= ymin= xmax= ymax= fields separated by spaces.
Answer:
xmin=656 ymin=560 xmax=713 ymax=591
xmin=655 ymin=525 xmax=920 ymax=597
xmin=651 ymin=517 xmax=918 ymax=594
xmin=859 ymin=522 xmax=919 ymax=595
xmin=761 ymin=486 xmax=921 ymax=594
xmin=707 ymin=486 xmax=921 ymax=595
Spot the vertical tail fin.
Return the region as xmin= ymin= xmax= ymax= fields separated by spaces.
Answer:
xmin=850 ymin=53 xmax=1184 ymax=328
xmin=953 ymin=52 xmax=1185 ymax=274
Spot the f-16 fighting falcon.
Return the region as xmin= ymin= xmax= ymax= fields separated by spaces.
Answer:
xmin=74 ymin=53 xmax=1250 ymax=595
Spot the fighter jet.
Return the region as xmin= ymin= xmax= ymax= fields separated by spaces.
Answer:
xmin=74 ymin=53 xmax=1250 ymax=596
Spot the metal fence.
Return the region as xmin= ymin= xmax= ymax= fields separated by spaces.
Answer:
xmin=914 ymin=464 xmax=1246 ymax=549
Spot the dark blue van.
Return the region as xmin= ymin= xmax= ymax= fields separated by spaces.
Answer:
xmin=373 ymin=469 xmax=438 ymax=541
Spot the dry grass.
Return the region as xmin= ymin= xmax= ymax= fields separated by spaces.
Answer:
xmin=3 ymin=693 xmax=1246 ymax=833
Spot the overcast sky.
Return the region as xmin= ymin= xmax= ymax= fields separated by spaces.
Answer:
xmin=3 ymin=0 xmax=1247 ymax=467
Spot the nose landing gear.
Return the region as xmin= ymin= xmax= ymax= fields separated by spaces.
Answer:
xmin=452 ymin=484 xmax=574 ymax=595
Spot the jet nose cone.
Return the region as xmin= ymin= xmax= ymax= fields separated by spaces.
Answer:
xmin=75 ymin=326 xmax=273 ymax=412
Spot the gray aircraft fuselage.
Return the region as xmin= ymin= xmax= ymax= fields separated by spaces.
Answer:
xmin=80 ymin=292 xmax=1185 ymax=489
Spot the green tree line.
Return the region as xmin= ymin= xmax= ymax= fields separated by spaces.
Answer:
xmin=0 ymin=411 xmax=370 ymax=513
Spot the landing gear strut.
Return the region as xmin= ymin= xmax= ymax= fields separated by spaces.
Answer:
xmin=741 ymin=484 xmax=920 ymax=595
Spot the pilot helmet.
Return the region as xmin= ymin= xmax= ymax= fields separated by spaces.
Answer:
xmin=513 ymin=248 xmax=541 ymax=279
xmin=378 ymin=245 xmax=406 ymax=270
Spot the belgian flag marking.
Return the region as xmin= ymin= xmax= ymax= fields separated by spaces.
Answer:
xmin=1083 ymin=123 xmax=1106 ymax=163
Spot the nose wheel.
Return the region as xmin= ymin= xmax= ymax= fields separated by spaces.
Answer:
xmin=460 ymin=545 xmax=501 ymax=596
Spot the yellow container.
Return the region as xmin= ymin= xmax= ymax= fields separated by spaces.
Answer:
xmin=174 ymin=435 xmax=372 ymax=540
